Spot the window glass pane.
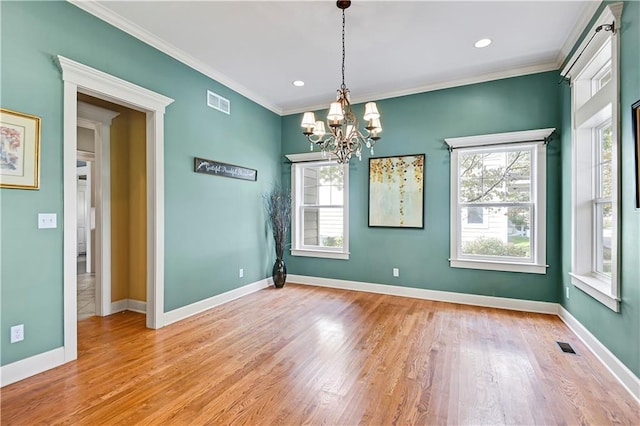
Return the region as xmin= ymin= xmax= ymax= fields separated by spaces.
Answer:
xmin=598 ymin=123 xmax=612 ymax=198
xmin=303 ymin=165 xmax=343 ymax=206
xmin=592 ymin=60 xmax=612 ymax=95
xmin=460 ymin=206 xmax=531 ymax=259
xmin=505 ymin=151 xmax=531 ymax=202
xmin=302 ymin=207 xmax=343 ymax=248
xmin=459 ymin=150 xmax=531 ymax=203
xmin=598 ymin=69 xmax=612 ymax=88
xmin=595 ymin=202 xmax=612 ymax=276
xmin=303 ymin=167 xmax=319 ymax=204
xmin=467 ymin=206 xmax=484 ymax=224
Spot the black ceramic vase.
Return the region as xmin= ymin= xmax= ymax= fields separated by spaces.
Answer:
xmin=272 ymin=258 xmax=287 ymax=288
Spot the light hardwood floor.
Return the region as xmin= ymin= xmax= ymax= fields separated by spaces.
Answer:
xmin=2 ymin=284 xmax=638 ymax=425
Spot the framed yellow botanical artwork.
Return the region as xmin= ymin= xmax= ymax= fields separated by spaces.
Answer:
xmin=0 ymin=108 xmax=41 ymax=189
xmin=369 ymin=154 xmax=425 ymax=228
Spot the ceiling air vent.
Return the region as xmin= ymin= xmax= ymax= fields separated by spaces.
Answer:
xmin=207 ymin=90 xmax=230 ymax=115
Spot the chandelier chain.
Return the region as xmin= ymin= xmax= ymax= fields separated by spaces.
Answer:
xmin=300 ymin=1 xmax=382 ymax=164
xmin=341 ymin=8 xmax=346 ymax=90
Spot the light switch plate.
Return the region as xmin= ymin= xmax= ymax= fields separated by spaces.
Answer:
xmin=38 ymin=213 xmax=57 ymax=229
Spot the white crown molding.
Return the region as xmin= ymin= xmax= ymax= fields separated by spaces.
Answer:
xmin=0 ymin=347 xmax=65 ymax=387
xmin=66 ymin=0 xmax=283 ymax=115
xmin=558 ymin=307 xmax=640 ymax=402
xmin=555 ymin=0 xmax=603 ymax=69
xmin=67 ymin=0 xmax=564 ymax=117
xmin=282 ymin=62 xmax=559 ymax=116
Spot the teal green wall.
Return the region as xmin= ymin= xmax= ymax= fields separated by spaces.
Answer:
xmin=560 ymin=1 xmax=640 ymax=377
xmin=2 ymin=0 xmax=637 ymax=381
xmin=0 ymin=1 xmax=281 ymax=365
xmin=282 ymin=71 xmax=563 ymax=302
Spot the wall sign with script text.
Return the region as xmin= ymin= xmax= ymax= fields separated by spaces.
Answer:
xmin=194 ymin=157 xmax=257 ymax=182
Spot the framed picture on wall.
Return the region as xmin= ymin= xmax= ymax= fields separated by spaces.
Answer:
xmin=368 ymin=154 xmax=425 ymax=228
xmin=633 ymin=99 xmax=640 ymax=208
xmin=0 ymin=108 xmax=41 ymax=190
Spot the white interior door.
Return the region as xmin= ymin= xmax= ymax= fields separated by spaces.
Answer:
xmin=77 ymin=163 xmax=91 ymax=268
xmin=77 ymin=176 xmax=87 ymax=255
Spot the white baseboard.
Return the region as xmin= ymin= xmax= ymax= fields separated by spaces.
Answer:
xmin=0 ymin=347 xmax=65 ymax=387
xmin=110 ymin=299 xmax=148 ymax=314
xmin=4 ymin=275 xmax=637 ymax=405
xmin=558 ymin=307 xmax=640 ymax=402
xmin=110 ymin=299 xmax=128 ymax=314
xmin=288 ymin=274 xmax=559 ymax=314
xmin=290 ymin=274 xmax=638 ymax=402
xmin=127 ymin=299 xmax=147 ymax=314
xmin=163 ymin=277 xmax=272 ymax=326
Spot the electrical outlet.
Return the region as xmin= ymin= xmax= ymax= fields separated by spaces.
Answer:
xmin=566 ymin=286 xmax=570 ymax=299
xmin=393 ymin=268 xmax=399 ymax=277
xmin=38 ymin=213 xmax=57 ymax=229
xmin=239 ymin=268 xmax=244 ymax=278
xmin=10 ymin=324 xmax=24 ymax=343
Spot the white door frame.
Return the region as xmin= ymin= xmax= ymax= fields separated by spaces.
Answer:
xmin=59 ymin=55 xmax=174 ymax=362
xmin=77 ymin=103 xmax=118 ymax=317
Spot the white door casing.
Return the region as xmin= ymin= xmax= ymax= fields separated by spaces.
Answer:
xmin=60 ymin=55 xmax=174 ymax=363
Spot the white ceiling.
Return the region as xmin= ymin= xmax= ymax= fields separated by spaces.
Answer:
xmin=72 ymin=1 xmax=598 ymax=115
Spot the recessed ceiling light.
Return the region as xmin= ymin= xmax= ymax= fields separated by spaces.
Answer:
xmin=474 ymin=38 xmax=492 ymax=48
xmin=292 ymin=80 xmax=305 ymax=87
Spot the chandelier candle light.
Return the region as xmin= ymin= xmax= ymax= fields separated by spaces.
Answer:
xmin=300 ymin=0 xmax=382 ymax=164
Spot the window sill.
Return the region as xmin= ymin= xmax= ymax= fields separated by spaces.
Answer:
xmin=291 ymin=249 xmax=349 ymax=260
xmin=570 ymin=273 xmax=620 ymax=312
xmin=450 ymin=259 xmax=547 ymax=274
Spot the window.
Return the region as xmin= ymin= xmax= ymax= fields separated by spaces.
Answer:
xmin=445 ymin=128 xmax=553 ymax=274
xmin=287 ymin=153 xmax=349 ymax=260
xmin=561 ymin=3 xmax=622 ymax=312
xmin=466 ymin=207 xmax=485 ymax=225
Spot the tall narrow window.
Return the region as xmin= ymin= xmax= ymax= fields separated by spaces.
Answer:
xmin=594 ymin=121 xmax=612 ymax=277
xmin=561 ymin=3 xmax=622 ymax=311
xmin=288 ymin=153 xmax=349 ymax=260
xmin=446 ymin=128 xmax=553 ymax=274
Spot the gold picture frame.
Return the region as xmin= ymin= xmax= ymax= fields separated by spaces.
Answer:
xmin=634 ymin=99 xmax=640 ymax=208
xmin=1 ymin=108 xmax=41 ymax=189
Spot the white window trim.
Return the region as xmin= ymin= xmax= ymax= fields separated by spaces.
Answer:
xmin=445 ymin=128 xmax=554 ymax=274
xmin=287 ymin=152 xmax=350 ymax=260
xmin=562 ymin=3 xmax=622 ymax=312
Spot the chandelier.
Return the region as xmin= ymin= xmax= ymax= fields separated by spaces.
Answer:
xmin=300 ymin=0 xmax=382 ymax=164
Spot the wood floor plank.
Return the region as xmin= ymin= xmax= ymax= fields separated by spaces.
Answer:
xmin=1 ymin=284 xmax=638 ymax=425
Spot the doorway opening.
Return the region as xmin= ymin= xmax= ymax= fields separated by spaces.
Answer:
xmin=76 ymin=156 xmax=95 ymax=320
xmin=60 ymin=55 xmax=174 ymax=363
xmin=77 ymin=94 xmax=150 ymax=320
